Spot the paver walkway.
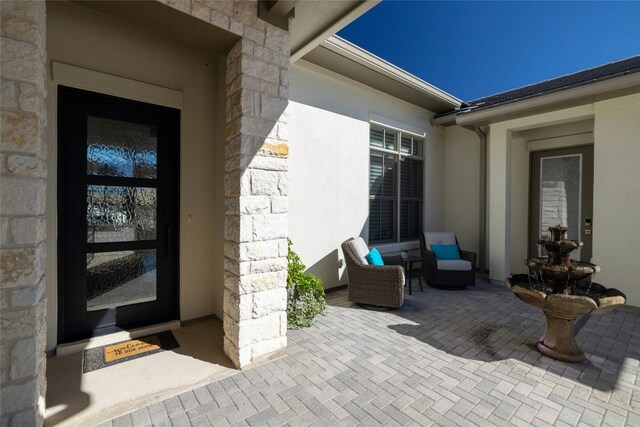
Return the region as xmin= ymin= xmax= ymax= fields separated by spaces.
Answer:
xmin=105 ymin=278 xmax=640 ymax=426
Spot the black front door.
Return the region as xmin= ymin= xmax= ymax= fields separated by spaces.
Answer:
xmin=58 ymin=86 xmax=179 ymax=343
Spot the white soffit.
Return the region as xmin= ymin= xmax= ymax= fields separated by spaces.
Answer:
xmin=290 ymin=1 xmax=380 ymax=63
xmin=303 ymin=36 xmax=462 ymax=113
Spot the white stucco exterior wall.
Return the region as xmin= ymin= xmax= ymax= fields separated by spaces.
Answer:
xmin=288 ymin=61 xmax=445 ymax=288
xmin=45 ymin=2 xmax=227 ymax=349
xmin=593 ymin=93 xmax=640 ymax=306
xmin=443 ymin=126 xmax=481 ymax=257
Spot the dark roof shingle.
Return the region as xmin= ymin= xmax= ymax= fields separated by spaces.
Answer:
xmin=437 ymin=56 xmax=640 ymax=118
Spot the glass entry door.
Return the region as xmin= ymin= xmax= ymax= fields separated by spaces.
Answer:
xmin=58 ymin=86 xmax=179 ymax=343
xmin=530 ymin=146 xmax=594 ymax=262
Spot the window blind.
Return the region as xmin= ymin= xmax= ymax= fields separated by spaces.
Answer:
xmin=369 ymin=126 xmax=424 ymax=244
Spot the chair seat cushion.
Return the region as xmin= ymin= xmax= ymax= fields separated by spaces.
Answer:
xmin=437 ymin=259 xmax=472 ymax=271
xmin=348 ymin=237 xmax=370 ymax=265
xmin=431 ymin=244 xmax=461 ymax=260
xmin=365 ymin=248 xmax=384 ymax=266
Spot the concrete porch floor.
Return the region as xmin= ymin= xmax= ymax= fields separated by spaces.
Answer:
xmin=99 ymin=277 xmax=639 ymax=426
xmin=45 ymin=317 xmax=236 ymax=426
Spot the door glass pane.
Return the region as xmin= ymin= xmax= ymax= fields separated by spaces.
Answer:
xmin=87 ymin=116 xmax=157 ymax=179
xmin=539 ymin=154 xmax=581 ymax=258
xmin=86 ymin=249 xmax=157 ymax=311
xmin=87 ymin=185 xmax=157 ymax=243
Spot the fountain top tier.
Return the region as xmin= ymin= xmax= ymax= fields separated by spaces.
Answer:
xmin=527 ymin=225 xmax=600 ymax=294
xmin=538 ymin=225 xmax=583 ymax=266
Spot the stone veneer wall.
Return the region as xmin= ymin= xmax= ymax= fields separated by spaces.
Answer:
xmin=541 ymin=181 xmax=568 ymax=238
xmin=0 ymin=1 xmax=289 ymax=422
xmin=159 ymin=0 xmax=290 ymax=368
xmin=0 ymin=0 xmax=48 ymax=425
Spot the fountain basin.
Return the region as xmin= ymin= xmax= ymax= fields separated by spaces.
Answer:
xmin=508 ymin=274 xmax=626 ymax=362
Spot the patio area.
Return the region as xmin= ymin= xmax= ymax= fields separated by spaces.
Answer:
xmin=102 ymin=277 xmax=639 ymax=426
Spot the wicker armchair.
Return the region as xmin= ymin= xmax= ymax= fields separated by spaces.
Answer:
xmin=341 ymin=237 xmax=405 ymax=308
xmin=420 ymin=232 xmax=476 ymax=289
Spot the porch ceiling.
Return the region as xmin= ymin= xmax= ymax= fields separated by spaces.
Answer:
xmin=74 ymin=0 xmax=240 ymax=54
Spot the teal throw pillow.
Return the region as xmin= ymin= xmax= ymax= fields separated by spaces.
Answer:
xmin=365 ymin=248 xmax=384 ymax=266
xmin=431 ymin=244 xmax=461 ymax=260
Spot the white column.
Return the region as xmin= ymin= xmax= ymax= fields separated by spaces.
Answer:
xmin=487 ymin=124 xmax=511 ymax=282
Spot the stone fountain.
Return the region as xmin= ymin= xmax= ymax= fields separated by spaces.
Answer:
xmin=508 ymin=225 xmax=626 ymax=362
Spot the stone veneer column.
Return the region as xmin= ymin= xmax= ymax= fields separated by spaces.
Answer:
xmin=223 ymin=28 xmax=290 ymax=368
xmin=0 ymin=1 xmax=48 ymax=425
xmin=159 ymin=0 xmax=291 ymax=368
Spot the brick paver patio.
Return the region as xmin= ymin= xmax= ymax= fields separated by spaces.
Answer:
xmin=104 ymin=278 xmax=639 ymax=426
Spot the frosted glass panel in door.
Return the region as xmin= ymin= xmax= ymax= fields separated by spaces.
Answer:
xmin=87 ymin=185 xmax=157 ymax=243
xmin=87 ymin=116 xmax=158 ymax=179
xmin=539 ymin=154 xmax=581 ymax=259
xmin=86 ymin=250 xmax=157 ymax=311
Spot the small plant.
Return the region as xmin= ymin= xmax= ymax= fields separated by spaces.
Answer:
xmin=401 ymin=248 xmax=409 ymax=258
xmin=286 ymin=239 xmax=326 ymax=329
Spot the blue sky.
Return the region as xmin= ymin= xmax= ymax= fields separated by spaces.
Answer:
xmin=338 ymin=1 xmax=640 ymax=101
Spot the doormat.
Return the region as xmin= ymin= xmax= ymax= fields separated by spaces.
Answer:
xmin=82 ymin=330 xmax=179 ymax=373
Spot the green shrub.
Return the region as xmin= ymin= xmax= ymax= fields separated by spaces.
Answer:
xmin=287 ymin=239 xmax=326 ymax=328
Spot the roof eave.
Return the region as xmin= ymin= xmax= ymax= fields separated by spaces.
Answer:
xmin=434 ymin=71 xmax=640 ymax=127
xmin=321 ymin=35 xmax=462 ymax=110
xmin=290 ymin=1 xmax=381 ymax=64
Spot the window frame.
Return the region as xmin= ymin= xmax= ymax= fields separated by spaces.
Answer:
xmin=369 ymin=124 xmax=425 ymax=245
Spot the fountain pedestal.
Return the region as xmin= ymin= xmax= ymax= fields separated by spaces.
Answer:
xmin=538 ymin=312 xmax=584 ymax=363
xmin=537 ymin=293 xmax=598 ymax=362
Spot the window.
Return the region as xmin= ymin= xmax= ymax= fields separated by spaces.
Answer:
xmin=369 ymin=126 xmax=423 ymax=244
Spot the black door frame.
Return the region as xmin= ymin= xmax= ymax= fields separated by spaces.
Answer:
xmin=57 ymin=85 xmax=180 ymax=343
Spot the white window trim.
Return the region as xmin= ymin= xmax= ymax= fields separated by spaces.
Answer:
xmin=369 ymin=112 xmax=427 ymax=138
xmin=52 ymin=61 xmax=183 ymax=109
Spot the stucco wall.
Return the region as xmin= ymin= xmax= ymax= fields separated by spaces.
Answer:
xmin=443 ymin=126 xmax=481 ymax=257
xmin=45 ymin=2 xmax=226 ymax=349
xmin=288 ymin=61 xmax=444 ymax=288
xmin=593 ymin=93 xmax=640 ymax=306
